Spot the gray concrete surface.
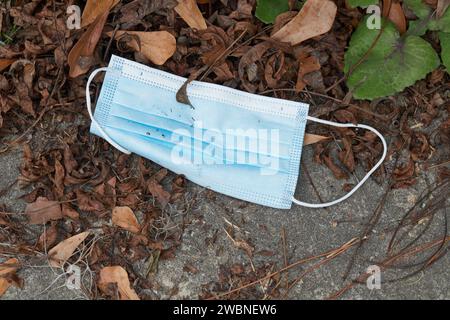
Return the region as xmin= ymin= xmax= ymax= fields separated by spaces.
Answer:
xmin=0 ymin=143 xmax=449 ymax=300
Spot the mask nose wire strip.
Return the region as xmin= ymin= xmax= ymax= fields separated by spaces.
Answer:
xmin=292 ymin=116 xmax=388 ymax=208
xmin=86 ymin=67 xmax=131 ymax=155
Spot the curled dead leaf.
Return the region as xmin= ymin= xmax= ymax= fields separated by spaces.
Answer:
xmin=48 ymin=231 xmax=90 ymax=267
xmin=68 ymin=9 xmax=109 ymax=77
xmin=271 ymin=0 xmax=337 ymax=46
xmin=98 ymin=266 xmax=140 ymax=300
xmin=112 ymin=206 xmax=140 ymax=234
xmin=107 ymin=31 xmax=176 ymax=65
xmin=323 ymin=154 xmax=349 ymax=179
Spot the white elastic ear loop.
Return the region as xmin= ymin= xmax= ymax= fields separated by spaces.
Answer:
xmin=86 ymin=68 xmax=131 ymax=155
xmin=292 ymin=116 xmax=388 ymax=208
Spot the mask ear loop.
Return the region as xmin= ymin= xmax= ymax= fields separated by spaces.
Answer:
xmin=292 ymin=116 xmax=387 ymax=208
xmin=86 ymin=68 xmax=131 ymax=155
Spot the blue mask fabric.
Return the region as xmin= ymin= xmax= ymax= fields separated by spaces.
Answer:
xmin=86 ymin=55 xmax=387 ymax=209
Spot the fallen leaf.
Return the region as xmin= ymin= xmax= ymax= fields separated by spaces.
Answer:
xmin=0 ymin=258 xmax=19 ymax=277
xmin=271 ymin=0 xmax=337 ymax=46
xmin=0 ymin=258 xmax=20 ymax=298
xmin=37 ymin=224 xmax=58 ymax=251
xmin=0 ymin=279 xmax=11 ymax=297
xmin=323 ymin=154 xmax=348 ymax=179
xmin=387 ymin=1 xmax=407 ymax=34
xmin=393 ymin=157 xmax=416 ymax=187
xmin=303 ymin=133 xmax=330 ymax=146
xmin=76 ymin=190 xmax=105 ymax=212
xmin=98 ymin=266 xmax=140 ymax=300
xmin=175 ymin=0 xmax=207 ymax=30
xmin=107 ymin=31 xmax=176 ymax=65
xmin=0 ymin=219 xmax=6 ymax=226
xmin=118 ymin=0 xmax=178 ymax=27
xmin=339 ymin=136 xmax=356 ymax=172
xmin=62 ymin=204 xmax=80 ymax=220
xmin=148 ymin=180 xmax=171 ymax=207
xmin=48 ymin=231 xmax=90 ymax=267
xmin=296 ymin=55 xmax=321 ymax=92
xmin=25 ymin=197 xmax=63 ymax=225
xmin=81 ymin=0 xmax=120 ymax=27
xmin=112 ymin=206 xmax=140 ymax=233
xmin=54 ymin=158 xmax=65 ymax=198
xmin=68 ymin=9 xmax=109 ymax=77
xmin=0 ymin=59 xmax=15 ymax=72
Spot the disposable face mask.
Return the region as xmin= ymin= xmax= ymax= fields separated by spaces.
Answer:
xmin=86 ymin=55 xmax=387 ymax=209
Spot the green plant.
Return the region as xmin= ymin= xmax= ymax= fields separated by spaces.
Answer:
xmin=0 ymin=24 xmax=20 ymax=46
xmin=255 ymin=0 xmax=304 ymax=24
xmin=255 ymin=0 xmax=289 ymax=24
xmin=347 ymin=0 xmax=378 ymax=8
xmin=345 ymin=1 xmax=450 ymax=100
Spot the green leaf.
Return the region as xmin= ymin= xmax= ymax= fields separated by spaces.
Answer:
xmin=345 ymin=17 xmax=440 ymax=100
xmin=347 ymin=0 xmax=378 ymax=8
xmin=403 ymin=0 xmax=432 ymax=19
xmin=404 ymin=0 xmax=450 ymax=34
xmin=255 ymin=0 xmax=290 ymax=24
xmin=440 ymin=32 xmax=450 ymax=71
xmin=429 ymin=6 xmax=450 ymax=32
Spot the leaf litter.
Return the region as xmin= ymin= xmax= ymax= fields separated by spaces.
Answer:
xmin=0 ymin=0 xmax=448 ymax=300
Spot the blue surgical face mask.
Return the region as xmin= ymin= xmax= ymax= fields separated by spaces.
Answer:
xmin=86 ymin=55 xmax=387 ymax=209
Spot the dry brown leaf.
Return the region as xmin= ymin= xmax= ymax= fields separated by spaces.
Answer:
xmin=382 ymin=0 xmax=392 ymax=17
xmin=296 ymin=55 xmax=321 ymax=92
xmin=303 ymin=133 xmax=330 ymax=146
xmin=175 ymin=0 xmax=208 ymax=30
xmin=0 ymin=258 xmax=19 ymax=277
xmin=107 ymin=31 xmax=176 ymax=65
xmin=62 ymin=204 xmax=80 ymax=220
xmin=25 ymin=197 xmax=63 ymax=225
xmin=339 ymin=136 xmax=355 ymax=172
xmin=112 ymin=206 xmax=140 ymax=234
xmin=68 ymin=9 xmax=109 ymax=77
xmin=81 ymin=0 xmax=120 ymax=27
xmin=0 ymin=214 xmax=8 ymax=226
xmin=0 ymin=279 xmax=10 ymax=297
xmin=37 ymin=224 xmax=58 ymax=251
xmin=387 ymin=2 xmax=407 ymax=34
xmin=0 ymin=59 xmax=15 ymax=72
xmin=48 ymin=231 xmax=90 ymax=267
xmin=54 ymin=158 xmax=65 ymax=198
xmin=0 ymin=258 xmax=20 ymax=298
xmin=98 ymin=266 xmax=140 ymax=300
xmin=148 ymin=180 xmax=171 ymax=207
xmin=323 ymin=154 xmax=348 ymax=179
xmin=271 ymin=0 xmax=337 ymax=46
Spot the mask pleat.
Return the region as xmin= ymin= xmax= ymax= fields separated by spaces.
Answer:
xmin=109 ymin=102 xmax=293 ymax=156
xmin=102 ymin=116 xmax=291 ymax=173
